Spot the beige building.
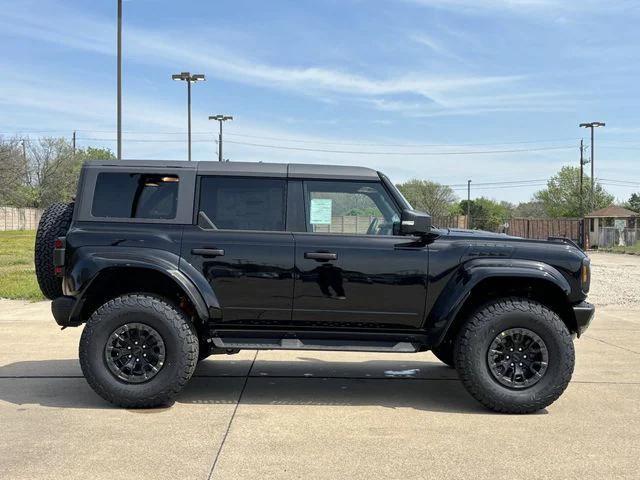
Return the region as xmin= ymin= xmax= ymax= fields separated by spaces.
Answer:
xmin=585 ymin=205 xmax=639 ymax=248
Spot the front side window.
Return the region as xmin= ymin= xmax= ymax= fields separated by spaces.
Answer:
xmin=304 ymin=180 xmax=400 ymax=235
xmin=198 ymin=176 xmax=286 ymax=231
xmin=92 ymin=172 xmax=179 ymax=219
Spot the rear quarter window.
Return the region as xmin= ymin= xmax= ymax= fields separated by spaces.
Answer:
xmin=91 ymin=172 xmax=179 ymax=219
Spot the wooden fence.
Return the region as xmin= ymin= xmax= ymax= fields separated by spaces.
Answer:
xmin=505 ymin=218 xmax=583 ymax=243
xmin=312 ymin=215 xmax=584 ymax=245
xmin=0 ymin=207 xmax=43 ymax=231
xmin=598 ymin=227 xmax=640 ymax=248
xmin=312 ymin=216 xmax=380 ymax=234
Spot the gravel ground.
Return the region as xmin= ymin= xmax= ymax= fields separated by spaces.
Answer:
xmin=587 ymin=251 xmax=640 ymax=308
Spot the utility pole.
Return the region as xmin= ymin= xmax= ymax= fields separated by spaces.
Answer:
xmin=209 ymin=115 xmax=233 ymax=161
xmin=72 ymin=131 xmax=76 ymax=158
xmin=579 ymin=121 xmax=605 ymax=211
xmin=21 ymin=139 xmax=26 ymax=162
xmin=117 ymin=0 xmax=122 ymax=160
xmin=467 ymin=179 xmax=471 ymax=229
xmin=172 ymin=72 xmax=206 ymax=161
xmin=579 ymin=139 xmax=584 ymax=217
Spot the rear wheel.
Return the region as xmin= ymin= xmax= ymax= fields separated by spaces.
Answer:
xmin=455 ymin=297 xmax=574 ymax=414
xmin=34 ymin=202 xmax=74 ymax=299
xmin=79 ymin=294 xmax=199 ymax=408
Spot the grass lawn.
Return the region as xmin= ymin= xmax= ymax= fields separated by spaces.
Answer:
xmin=605 ymin=242 xmax=640 ymax=255
xmin=0 ymin=230 xmax=44 ymax=301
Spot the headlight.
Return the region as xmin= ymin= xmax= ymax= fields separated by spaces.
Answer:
xmin=581 ymin=258 xmax=591 ymax=293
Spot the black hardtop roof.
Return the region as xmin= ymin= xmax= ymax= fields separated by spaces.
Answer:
xmin=84 ymin=160 xmax=380 ymax=181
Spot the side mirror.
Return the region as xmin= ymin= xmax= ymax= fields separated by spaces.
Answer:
xmin=400 ymin=209 xmax=432 ymax=236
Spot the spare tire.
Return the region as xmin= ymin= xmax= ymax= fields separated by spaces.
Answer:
xmin=34 ymin=202 xmax=74 ymax=300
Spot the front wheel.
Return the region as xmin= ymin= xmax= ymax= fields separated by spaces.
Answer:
xmin=79 ymin=294 xmax=199 ymax=408
xmin=455 ymin=297 xmax=574 ymax=414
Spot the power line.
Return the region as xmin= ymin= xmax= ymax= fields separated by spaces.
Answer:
xmin=220 ymin=140 xmax=575 ymax=155
xmin=222 ymin=132 xmax=580 ymax=148
xmin=450 ymin=183 xmax=548 ymax=191
xmin=446 ymin=179 xmax=547 ymax=187
xmin=0 ymin=130 xmax=582 ymax=148
xmin=71 ymin=136 xmax=576 ymax=154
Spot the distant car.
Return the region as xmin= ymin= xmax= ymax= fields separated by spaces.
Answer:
xmin=35 ymin=160 xmax=594 ymax=412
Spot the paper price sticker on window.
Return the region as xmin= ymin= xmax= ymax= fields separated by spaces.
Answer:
xmin=310 ymin=198 xmax=332 ymax=225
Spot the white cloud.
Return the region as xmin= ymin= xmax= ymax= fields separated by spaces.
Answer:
xmin=0 ymin=3 xmax=527 ymax=114
xmin=403 ymin=0 xmax=603 ymax=13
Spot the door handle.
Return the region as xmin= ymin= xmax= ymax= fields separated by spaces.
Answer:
xmin=192 ymin=248 xmax=225 ymax=257
xmin=304 ymin=251 xmax=337 ymax=261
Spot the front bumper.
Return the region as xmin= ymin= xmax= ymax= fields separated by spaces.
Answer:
xmin=573 ymin=301 xmax=595 ymax=337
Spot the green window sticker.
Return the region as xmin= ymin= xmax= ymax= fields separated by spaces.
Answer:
xmin=310 ymin=198 xmax=332 ymax=224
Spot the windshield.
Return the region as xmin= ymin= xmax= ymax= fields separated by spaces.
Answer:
xmin=379 ymin=173 xmax=412 ymax=209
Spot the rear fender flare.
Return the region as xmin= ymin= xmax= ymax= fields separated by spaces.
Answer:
xmin=65 ymin=247 xmax=220 ymax=323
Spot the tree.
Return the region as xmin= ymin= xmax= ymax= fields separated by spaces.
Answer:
xmin=534 ymin=166 xmax=614 ymax=218
xmin=625 ymin=193 xmax=640 ymax=213
xmin=456 ymin=197 xmax=511 ymax=231
xmin=0 ymin=136 xmax=35 ymax=207
xmin=396 ymin=179 xmax=457 ymax=217
xmin=0 ymin=137 xmax=115 ymax=208
xmin=512 ymin=201 xmax=547 ymax=218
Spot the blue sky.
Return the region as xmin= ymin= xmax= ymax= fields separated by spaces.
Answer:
xmin=1 ymin=0 xmax=639 ymax=203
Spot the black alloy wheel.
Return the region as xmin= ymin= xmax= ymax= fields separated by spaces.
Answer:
xmin=487 ymin=328 xmax=549 ymax=389
xmin=105 ymin=322 xmax=166 ymax=383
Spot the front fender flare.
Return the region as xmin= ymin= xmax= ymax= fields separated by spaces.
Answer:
xmin=426 ymin=258 xmax=571 ymax=346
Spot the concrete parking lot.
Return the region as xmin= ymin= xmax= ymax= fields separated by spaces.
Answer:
xmin=1 ymin=252 xmax=639 ymax=479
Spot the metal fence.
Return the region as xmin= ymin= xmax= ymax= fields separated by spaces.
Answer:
xmin=598 ymin=227 xmax=640 ymax=248
xmin=0 ymin=207 xmax=43 ymax=231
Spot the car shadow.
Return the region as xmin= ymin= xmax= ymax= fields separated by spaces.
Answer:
xmin=0 ymin=358 xmax=541 ymax=415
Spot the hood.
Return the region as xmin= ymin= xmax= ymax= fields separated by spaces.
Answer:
xmin=434 ymin=227 xmax=586 ymax=254
xmin=439 ymin=228 xmax=521 ymax=240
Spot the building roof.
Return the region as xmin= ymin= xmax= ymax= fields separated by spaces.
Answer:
xmin=585 ymin=205 xmax=639 ymax=218
xmin=84 ymin=160 xmax=380 ymax=181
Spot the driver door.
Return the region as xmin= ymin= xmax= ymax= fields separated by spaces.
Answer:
xmin=291 ymin=179 xmax=428 ymax=329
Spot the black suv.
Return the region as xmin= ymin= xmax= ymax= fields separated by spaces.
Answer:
xmin=34 ymin=160 xmax=594 ymax=413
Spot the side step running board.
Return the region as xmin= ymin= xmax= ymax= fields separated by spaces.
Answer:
xmin=211 ymin=337 xmax=418 ymax=353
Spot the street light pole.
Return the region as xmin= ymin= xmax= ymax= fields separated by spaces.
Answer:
xmin=467 ymin=179 xmax=471 ymax=229
xmin=117 ymin=0 xmax=122 ymax=160
xmin=208 ymin=115 xmax=233 ymax=161
xmin=187 ymin=79 xmax=192 ymax=162
xmin=579 ymin=121 xmax=605 ymax=211
xmin=172 ymin=72 xmax=206 ymax=161
xmin=579 ymin=139 xmax=584 ymax=217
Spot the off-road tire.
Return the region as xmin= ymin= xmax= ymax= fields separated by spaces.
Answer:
xmin=79 ymin=294 xmax=199 ymax=408
xmin=455 ymin=297 xmax=574 ymax=414
xmin=34 ymin=202 xmax=74 ymax=299
xmin=431 ymin=340 xmax=455 ymax=368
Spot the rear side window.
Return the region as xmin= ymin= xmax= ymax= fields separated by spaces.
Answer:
xmin=92 ymin=172 xmax=179 ymax=219
xmin=199 ymin=176 xmax=286 ymax=231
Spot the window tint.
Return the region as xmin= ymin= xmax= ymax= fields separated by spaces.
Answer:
xmin=304 ymin=181 xmax=399 ymax=235
xmin=199 ymin=177 xmax=286 ymax=231
xmin=92 ymin=172 xmax=179 ymax=219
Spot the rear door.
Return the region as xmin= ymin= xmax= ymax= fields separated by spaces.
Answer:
xmin=291 ymin=179 xmax=429 ymax=329
xmin=181 ymin=175 xmax=295 ymax=325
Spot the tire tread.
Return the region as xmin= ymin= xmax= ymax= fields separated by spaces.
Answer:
xmin=79 ymin=293 xmax=198 ymax=408
xmin=455 ymin=297 xmax=574 ymax=414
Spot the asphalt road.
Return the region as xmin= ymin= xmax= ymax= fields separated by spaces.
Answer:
xmin=1 ymin=299 xmax=639 ymax=480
